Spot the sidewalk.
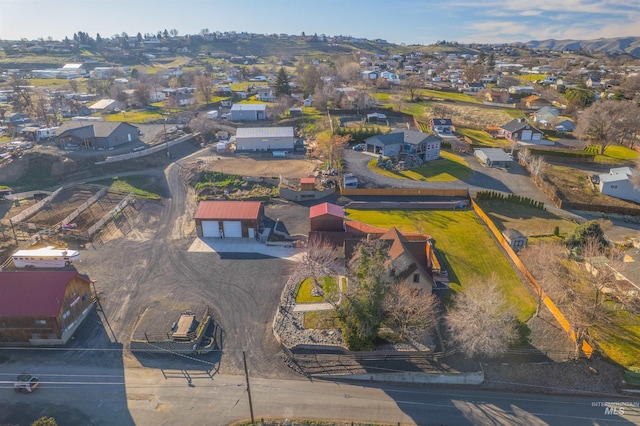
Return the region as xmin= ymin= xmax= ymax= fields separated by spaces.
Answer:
xmin=188 ymin=237 xmax=303 ymax=260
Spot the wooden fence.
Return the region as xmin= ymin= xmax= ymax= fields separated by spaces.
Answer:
xmin=471 ymin=199 xmax=593 ymax=357
xmin=9 ymin=187 xmax=63 ymax=224
xmin=340 ymin=188 xmax=470 ymax=197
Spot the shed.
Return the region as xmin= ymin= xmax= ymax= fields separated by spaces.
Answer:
xmin=300 ymin=177 xmax=315 ymax=191
xmin=503 ymin=228 xmax=528 ymax=252
xmin=235 ymin=127 xmax=294 ymax=152
xmin=474 ymin=148 xmax=513 ymax=168
xmin=194 ymin=200 xmax=264 ymax=238
xmin=56 ymin=121 xmax=140 ymax=149
xmin=0 ymin=271 xmax=94 ymax=345
xmin=310 ymin=202 xmax=344 ymax=232
xmin=230 ymin=103 xmax=267 ymax=121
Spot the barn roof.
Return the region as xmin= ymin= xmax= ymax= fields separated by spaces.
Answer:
xmin=310 ymin=202 xmax=344 ymax=219
xmin=194 ymin=201 xmax=262 ymax=220
xmin=0 ymin=271 xmax=88 ymax=317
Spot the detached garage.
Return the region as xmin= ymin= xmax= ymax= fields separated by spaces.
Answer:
xmin=194 ymin=201 xmax=264 ymax=239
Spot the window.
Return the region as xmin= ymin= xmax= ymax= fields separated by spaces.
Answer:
xmin=611 ymin=185 xmax=617 ymax=189
xmin=34 ymin=319 xmax=46 ymax=325
xmin=62 ymin=310 xmax=71 ymax=320
xmin=413 ymin=274 xmax=420 ymax=283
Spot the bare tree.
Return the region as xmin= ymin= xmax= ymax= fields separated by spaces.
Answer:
xmin=445 ymin=276 xmax=518 ymax=358
xmin=528 ymin=155 xmax=547 ymax=177
xmin=383 ymin=280 xmax=440 ymax=339
xmin=134 ymin=83 xmax=152 ymax=106
xmin=463 ymin=64 xmax=485 ymax=83
xmin=574 ymin=100 xmax=640 ymax=155
xmin=313 ymin=133 xmax=351 ymax=171
xmin=402 ymin=75 xmax=423 ymax=102
xmin=520 ymin=241 xmax=567 ymax=316
xmin=431 ymin=103 xmax=453 ymax=119
xmin=335 ymin=57 xmax=360 ymax=85
xmin=517 ymin=148 xmax=531 ymax=166
xmin=295 ymin=236 xmax=342 ymax=303
xmin=194 ymin=75 xmax=213 ymax=106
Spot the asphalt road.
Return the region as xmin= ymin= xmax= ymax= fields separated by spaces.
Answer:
xmin=1 ymin=362 xmax=638 ymax=425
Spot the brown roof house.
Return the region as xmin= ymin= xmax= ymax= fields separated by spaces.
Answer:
xmin=0 ymin=271 xmax=94 ymax=345
xmin=346 ymin=227 xmax=435 ymax=293
xmin=194 ymin=200 xmax=264 ymax=239
xmin=56 ymin=121 xmax=140 ymax=150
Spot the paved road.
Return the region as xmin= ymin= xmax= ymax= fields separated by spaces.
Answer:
xmin=1 ymin=363 xmax=638 ymax=425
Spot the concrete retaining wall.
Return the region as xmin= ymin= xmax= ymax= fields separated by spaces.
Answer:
xmin=317 ymin=370 xmax=484 ymax=385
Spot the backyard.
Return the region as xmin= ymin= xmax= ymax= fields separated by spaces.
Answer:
xmin=344 ymin=208 xmax=536 ymax=321
xmin=367 ymin=150 xmax=472 ymax=182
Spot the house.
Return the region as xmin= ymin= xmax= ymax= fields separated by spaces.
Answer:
xmin=522 ymin=95 xmax=552 ymax=109
xmin=229 ymin=103 xmax=267 ymax=121
xmin=194 ymin=200 xmax=264 ymax=238
xmin=56 ymin=121 xmax=140 ymax=149
xmin=508 ymin=86 xmax=534 ymax=95
xmin=598 ymin=167 xmax=640 ymax=203
xmin=365 ymin=130 xmax=441 ymax=161
xmin=88 ymin=99 xmax=118 ymax=113
xmin=474 ymin=148 xmax=514 ymax=168
xmin=586 ymin=75 xmax=601 ymax=89
xmin=3 ymin=112 xmax=30 ymax=124
xmin=0 ymin=271 xmax=94 ymax=345
xmin=533 ymin=107 xmax=560 ymax=125
xmin=361 ymin=70 xmax=378 ymax=80
xmin=235 ymin=127 xmax=294 ymax=152
xmin=498 ymin=118 xmax=543 ymax=143
xmin=429 ymin=118 xmax=453 ymax=135
xmin=484 ymin=90 xmax=511 ymax=104
xmin=555 ymin=119 xmax=575 ymax=134
xmin=345 ymin=227 xmax=434 ymax=293
xmin=310 ymin=202 xmax=344 ymax=232
xmin=463 ymin=82 xmax=485 ymax=92
xmin=174 ymin=93 xmax=195 ymax=107
xmin=255 ymin=87 xmax=276 ymax=102
xmin=503 ymin=228 xmax=528 ymax=252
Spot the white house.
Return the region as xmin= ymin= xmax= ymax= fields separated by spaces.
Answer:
xmin=598 ymin=167 xmax=640 ymax=203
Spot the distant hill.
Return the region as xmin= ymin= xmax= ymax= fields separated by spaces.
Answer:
xmin=525 ymin=36 xmax=640 ymax=57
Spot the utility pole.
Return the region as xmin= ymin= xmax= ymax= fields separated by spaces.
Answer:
xmin=242 ymin=351 xmax=255 ymax=425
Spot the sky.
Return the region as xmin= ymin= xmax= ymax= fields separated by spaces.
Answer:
xmin=1 ymin=0 xmax=639 ymax=45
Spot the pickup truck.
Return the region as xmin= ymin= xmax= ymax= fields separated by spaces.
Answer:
xmin=14 ymin=374 xmax=40 ymax=393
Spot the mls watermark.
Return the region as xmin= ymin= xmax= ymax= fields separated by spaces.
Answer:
xmin=592 ymin=401 xmax=639 ymax=416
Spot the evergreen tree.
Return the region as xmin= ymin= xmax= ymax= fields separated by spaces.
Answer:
xmin=275 ymin=67 xmax=291 ymax=97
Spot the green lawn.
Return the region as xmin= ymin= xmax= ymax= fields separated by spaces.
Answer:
xmin=91 ymin=175 xmax=162 ymax=199
xmin=602 ymin=145 xmax=639 ymax=161
xmin=296 ymin=277 xmax=337 ymax=303
xmin=368 ymin=150 xmax=472 ymax=182
xmin=401 ymin=103 xmax=428 ymax=117
xmin=476 ymin=200 xmax=577 ymax=238
xmin=593 ymin=308 xmax=640 ymax=370
xmin=102 ymin=110 xmax=165 ymax=123
xmin=419 ymin=89 xmax=480 ymax=103
xmin=345 ymin=209 xmax=536 ymax=322
xmin=457 ymin=127 xmax=511 ymax=148
xmin=303 ymin=311 xmax=340 ymax=329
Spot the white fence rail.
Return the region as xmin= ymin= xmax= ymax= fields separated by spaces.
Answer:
xmin=60 ymin=187 xmax=107 ymax=226
xmin=94 ymin=133 xmax=199 ymax=165
xmin=10 ymin=187 xmax=63 ymax=224
xmin=5 ymin=190 xmax=52 ymax=201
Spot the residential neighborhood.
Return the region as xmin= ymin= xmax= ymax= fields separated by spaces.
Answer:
xmin=1 ymin=11 xmax=640 ymax=426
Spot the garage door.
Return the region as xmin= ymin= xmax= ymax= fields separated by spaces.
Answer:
xmin=521 ymin=130 xmax=532 ymax=141
xmin=201 ymin=221 xmax=219 ymax=238
xmin=223 ymin=221 xmax=243 ymax=238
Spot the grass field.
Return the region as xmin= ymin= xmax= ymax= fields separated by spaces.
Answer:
xmin=368 ymin=150 xmax=472 ymax=182
xmin=476 ymin=200 xmax=577 ymax=239
xmin=296 ymin=277 xmax=337 ymax=303
xmin=345 ymin=209 xmax=536 ymax=321
xmin=457 ymin=128 xmax=511 ymax=148
xmin=593 ymin=308 xmax=640 ymax=370
xmin=102 ymin=110 xmax=165 ymax=123
xmin=601 ymin=145 xmax=639 ymax=161
xmin=92 ymin=175 xmax=162 ymax=199
xmin=419 ymin=89 xmax=480 ymax=103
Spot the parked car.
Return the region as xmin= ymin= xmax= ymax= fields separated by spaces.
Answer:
xmin=14 ymin=374 xmax=39 ymax=393
xmin=352 ymin=143 xmax=365 ymax=151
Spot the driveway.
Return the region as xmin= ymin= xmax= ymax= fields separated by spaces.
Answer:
xmin=343 ymin=149 xmax=555 ymax=205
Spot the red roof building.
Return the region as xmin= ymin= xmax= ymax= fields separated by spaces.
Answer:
xmin=0 ymin=271 xmax=94 ymax=345
xmin=310 ymin=202 xmax=344 ymax=232
xmin=194 ymin=201 xmax=264 ymax=238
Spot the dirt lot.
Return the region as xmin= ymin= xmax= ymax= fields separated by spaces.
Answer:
xmin=200 ymin=154 xmax=320 ymax=179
